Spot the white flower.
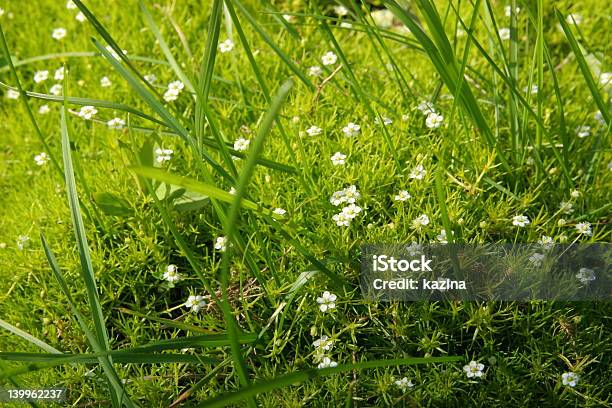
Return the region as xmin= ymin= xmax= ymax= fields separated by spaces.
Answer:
xmin=52 ymin=28 xmax=67 ymax=40
xmin=163 ymin=90 xmax=179 ymax=102
xmin=33 ymin=70 xmax=49 ymax=83
xmin=54 ymin=67 xmax=66 ymax=81
xmin=343 ymin=185 xmax=360 ymax=203
xmin=306 ymin=125 xmax=322 ymax=136
xmin=78 ymin=105 xmax=98 ymax=120
xmin=282 ymin=14 xmax=295 ymax=23
xmin=144 ymin=74 xmax=157 ymax=84
xmin=394 ymin=377 xmax=414 ymax=391
xmin=163 ymin=264 xmax=182 ymax=283
xmin=425 ymin=112 xmax=444 ymax=128
xmin=273 ymin=207 xmax=287 ymax=216
xmin=316 ymin=291 xmax=337 ymax=312
xmin=576 ymin=267 xmax=595 ymax=284
xmin=524 ymin=84 xmax=538 ymax=94
xmin=394 ymin=190 xmax=411 ymax=201
xmin=498 ymin=28 xmax=510 ymax=41
xmin=538 ymin=235 xmax=554 ymax=249
xmin=575 ymin=125 xmax=591 ymax=138
xmin=321 ymin=51 xmax=337 ymax=66
xmin=215 ymin=236 xmax=228 ymax=252
xmin=412 ymin=214 xmax=430 ymax=230
xmin=559 ymin=201 xmax=574 ymax=214
xmin=185 ymin=295 xmax=206 ymax=312
xmin=34 ymin=152 xmax=49 ymax=166
xmin=16 ymin=235 xmax=30 ymax=250
xmin=38 ymin=105 xmax=50 ymax=115
xmin=330 ymin=190 xmax=345 ymax=206
xmin=566 ymin=14 xmax=582 ymax=25
xmin=340 ymin=22 xmax=353 ymax=28
xmin=342 ymin=122 xmax=361 ymax=137
xmin=417 ymin=101 xmax=435 ymax=115
xmin=374 ymin=116 xmax=392 ymax=126
xmin=595 ymin=111 xmax=605 ymax=125
xmin=308 ymin=65 xmax=323 ymax=77
xmin=436 ymin=229 xmax=454 ymax=244
xmin=575 ymin=222 xmax=592 ymax=236
xmin=49 ymin=84 xmax=63 ymax=96
xmin=371 ymin=9 xmax=394 ymax=29
xmin=229 ymin=187 xmax=237 ymax=195
xmin=570 ymin=189 xmax=581 ymax=199
xmin=66 ymin=0 xmax=77 ymax=9
xmin=317 ymin=356 xmax=338 ymax=369
xmin=219 ymin=39 xmax=234 ymax=53
xmin=409 ymin=164 xmax=426 ymax=180
xmin=512 ymin=215 xmax=530 ymax=227
xmin=313 ymin=335 xmax=333 ymax=351
xmin=332 ymin=212 xmax=351 ymax=227
xmin=163 ymin=80 xmax=185 ymax=102
xmin=529 ymin=252 xmax=545 ymax=266
xmin=5 ymin=89 xmax=19 ymax=99
xmin=504 ymin=5 xmax=521 ymax=17
xmin=463 ymin=361 xmax=485 ymax=378
xmin=406 ymin=242 xmax=423 ymax=256
xmin=599 ymin=72 xmax=612 ymax=87
xmin=341 ymin=203 xmax=362 ymax=219
xmin=561 ymin=372 xmax=580 ymax=387
xmin=100 ymin=76 xmax=112 ymax=87
xmin=76 ymin=11 xmax=86 ymax=22
xmin=331 ymin=152 xmax=346 ymax=166
xmin=155 ymin=148 xmax=173 ymax=163
xmin=107 ymin=117 xmax=125 ymax=129
xmin=333 ymin=5 xmax=349 ymax=17
xmin=233 ymin=137 xmax=250 ymax=152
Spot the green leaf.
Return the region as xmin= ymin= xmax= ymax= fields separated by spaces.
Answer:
xmin=93 ymin=192 xmax=134 ymax=217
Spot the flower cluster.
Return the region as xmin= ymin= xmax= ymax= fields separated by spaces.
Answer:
xmin=330 ymin=185 xmax=362 ymax=227
xmin=417 ymin=101 xmax=444 ymax=129
xmin=164 ymin=80 xmax=184 ymax=102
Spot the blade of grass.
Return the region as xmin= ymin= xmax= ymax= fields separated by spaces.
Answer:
xmin=0 ymin=319 xmax=61 ymax=354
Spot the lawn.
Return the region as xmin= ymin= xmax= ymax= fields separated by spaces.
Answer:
xmin=0 ymin=0 xmax=610 ymax=406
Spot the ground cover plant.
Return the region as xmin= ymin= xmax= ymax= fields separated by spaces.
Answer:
xmin=0 ymin=0 xmax=610 ymax=406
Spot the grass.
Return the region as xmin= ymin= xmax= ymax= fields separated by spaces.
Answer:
xmin=0 ymin=0 xmax=610 ymax=406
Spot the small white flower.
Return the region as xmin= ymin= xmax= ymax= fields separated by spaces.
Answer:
xmin=332 ymin=212 xmax=351 ymax=227
xmin=330 ymin=190 xmax=345 ymax=206
xmin=504 ymin=5 xmax=521 ymax=17
xmin=417 ymin=101 xmax=435 ymax=115
xmin=163 ymin=264 xmax=182 ymax=283
xmin=561 ymin=372 xmax=580 ymax=387
xmin=394 ymin=377 xmax=414 ymax=391
xmin=313 ymin=335 xmax=333 ymax=351
xmin=412 ymin=214 xmax=430 ymax=230
xmin=38 ymin=105 xmax=50 ymax=115
xmin=76 ymin=11 xmax=86 ymax=22
xmin=78 ymin=105 xmax=98 ymax=120
xmin=406 ymin=242 xmax=423 ymax=256
xmin=374 ymin=116 xmax=392 ymax=126
xmin=575 ymin=222 xmax=592 ymax=236
xmin=559 ymin=201 xmax=574 ymax=214
xmin=576 ymin=267 xmax=595 ymax=284
xmin=155 ymin=148 xmax=174 ymax=163
xmin=54 ymin=67 xmax=66 ymax=81
xmin=341 ymin=203 xmax=362 ymax=219
xmin=599 ymin=72 xmax=612 ymax=87
xmin=282 ymin=14 xmax=295 ymax=23
xmin=316 ymin=291 xmax=337 ymax=312
xmin=308 ymin=65 xmax=323 ymax=77
xmin=100 ymin=76 xmax=112 ymax=87
xmin=215 ymin=236 xmax=228 ymax=252
xmin=594 ymin=111 xmax=605 ymax=125
xmin=570 ymin=189 xmax=581 ymax=199
xmin=463 ymin=361 xmax=485 ymax=378
xmin=168 ymin=80 xmax=184 ymax=92
xmin=409 ymin=164 xmax=426 ymax=180
xmin=5 ymin=89 xmax=19 ymax=99
xmin=538 ymin=235 xmax=554 ymax=249
xmin=512 ymin=215 xmax=530 ymax=227
xmin=107 ymin=117 xmax=125 ymax=129
xmin=34 ymin=152 xmax=49 ymax=166
xmin=273 ymin=207 xmax=287 ymax=216
xmin=219 ymin=39 xmax=234 ymax=53
xmin=343 ymin=185 xmax=360 ymax=203
xmin=16 ymin=235 xmax=30 ymax=250
xmin=524 ymin=84 xmax=538 ymax=94
xmin=371 ymin=9 xmax=394 ymax=29
xmin=66 ymin=0 xmax=77 ymax=9
xmin=394 ymin=190 xmax=411 ymax=201
xmin=33 ymin=70 xmax=49 ymax=83
xmin=425 ymin=112 xmax=444 ymax=128
xmin=498 ymin=28 xmax=510 ymax=41
xmin=321 ymin=51 xmax=337 ymax=66
xmin=229 ymin=187 xmax=237 ymax=195
xmin=333 ymin=5 xmax=349 ymax=17
xmin=49 ymin=84 xmax=63 ymax=96
xmin=331 ymin=152 xmax=346 ymax=166
xmin=317 ymin=356 xmax=338 ymax=369
xmin=566 ymin=14 xmax=582 ymax=25
xmin=575 ymin=125 xmax=591 ymax=138
xmin=340 ymin=22 xmax=353 ymax=28
xmin=144 ymin=74 xmax=157 ymax=84
xmin=52 ymin=28 xmax=67 ymax=40
xmin=436 ymin=229 xmax=454 ymax=244
xmin=306 ymin=125 xmax=322 ymax=136
xmin=185 ymin=295 xmax=206 ymax=312
xmin=342 ymin=122 xmax=361 ymax=137
xmin=233 ymin=137 xmax=250 ymax=152
xmin=529 ymin=252 xmax=545 ymax=266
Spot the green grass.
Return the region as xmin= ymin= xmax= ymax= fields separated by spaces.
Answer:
xmin=0 ymin=0 xmax=610 ymax=406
